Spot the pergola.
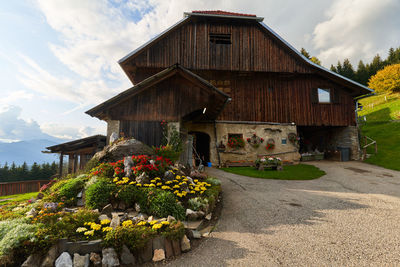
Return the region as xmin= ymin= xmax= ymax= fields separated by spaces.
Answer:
xmin=44 ymin=135 xmax=106 ymax=177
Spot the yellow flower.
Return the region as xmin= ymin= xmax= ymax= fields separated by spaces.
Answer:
xmin=137 ymin=184 xmax=142 ymax=187
xmin=157 ymin=182 xmax=162 ymax=186
xmin=100 ymin=219 xmax=111 ymax=225
xmin=102 ymin=227 xmax=113 ymax=232
xmin=149 ymin=183 xmax=156 ymax=187
xmin=149 ymin=220 xmax=158 ymax=225
xmin=129 ymin=181 xmax=136 ymax=185
xmin=76 ymin=227 xmax=87 ymax=233
xmin=194 ymin=187 xmax=200 ymax=191
xmin=144 ymin=184 xmax=150 ymax=187
xmin=150 ymin=179 xmax=156 ymax=183
xmin=122 ymin=220 xmax=133 ymax=227
xmin=152 ymin=223 xmax=163 ymax=230
xmin=155 ymin=177 xmax=161 ymax=180
xmin=161 ymin=186 xmax=171 ymax=190
xmin=190 ymin=190 xmax=195 ymax=194
xmin=173 ymin=185 xmax=180 ymax=189
xmin=200 ymin=187 xmax=207 ymax=191
xmin=194 ymin=179 xmax=199 ymax=183
xmin=165 ymin=181 xmax=172 ymax=184
xmin=173 ymin=190 xmax=179 ymax=194
xmin=91 ymin=223 xmax=101 ymax=231
xmin=177 ymin=193 xmax=182 ymax=197
xmin=122 ymin=177 xmax=129 ymax=181
xmin=176 ymin=175 xmax=181 ymax=180
xmin=84 ymin=230 xmax=94 ymax=236
xmin=161 ymin=221 xmax=170 ymax=225
xmin=137 ymin=221 xmax=147 ymax=226
xmin=113 ymin=177 xmax=119 ymax=182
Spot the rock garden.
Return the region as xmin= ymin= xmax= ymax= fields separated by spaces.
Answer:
xmin=0 ymin=138 xmax=221 ymax=267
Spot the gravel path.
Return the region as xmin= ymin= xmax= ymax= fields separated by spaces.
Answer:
xmin=165 ymin=161 xmax=400 ymax=266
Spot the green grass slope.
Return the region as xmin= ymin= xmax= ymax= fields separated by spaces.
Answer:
xmin=359 ymin=93 xmax=400 ymax=170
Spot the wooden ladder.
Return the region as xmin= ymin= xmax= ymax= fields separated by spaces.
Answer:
xmin=362 ymin=136 xmax=377 ymax=160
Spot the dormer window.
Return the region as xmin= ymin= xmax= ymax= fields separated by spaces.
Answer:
xmin=209 ymin=33 xmax=231 ymax=44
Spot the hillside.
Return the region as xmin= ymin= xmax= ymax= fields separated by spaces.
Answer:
xmin=359 ymin=93 xmax=400 ymax=170
xmin=0 ymin=139 xmax=62 ymax=166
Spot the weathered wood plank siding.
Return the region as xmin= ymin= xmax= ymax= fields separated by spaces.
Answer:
xmin=124 ymin=19 xmax=311 ymax=75
xmin=120 ymin=121 xmax=163 ymax=147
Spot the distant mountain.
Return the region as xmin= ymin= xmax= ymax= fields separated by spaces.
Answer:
xmin=0 ymin=138 xmax=66 ymax=166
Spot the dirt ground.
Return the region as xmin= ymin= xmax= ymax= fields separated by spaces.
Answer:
xmin=164 ymin=161 xmax=400 ymax=267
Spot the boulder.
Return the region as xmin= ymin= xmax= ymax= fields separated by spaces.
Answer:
xmin=120 ymin=245 xmax=135 ymax=265
xmin=55 ymin=252 xmax=72 ymax=267
xmin=101 ymin=248 xmax=120 ymax=267
xmin=180 ymin=235 xmax=191 ymax=252
xmin=152 ymin=249 xmax=165 ymax=262
xmin=136 ymin=172 xmax=150 ymax=184
xmin=26 ymin=208 xmax=37 ymax=218
xmin=167 ymin=215 xmax=176 ymax=222
xmin=92 ymin=138 xmax=153 ymax=162
xmin=98 ymin=214 xmax=110 ymax=222
xmin=186 ymin=209 xmax=205 ymax=221
xmin=110 ymin=132 xmax=119 ymax=144
xmin=110 ymin=213 xmax=120 ymax=229
xmin=22 ymin=254 xmax=42 ymax=267
xmin=134 ymin=203 xmax=141 ymax=212
xmin=101 ymin=204 xmax=114 ymax=217
xmin=41 ymin=244 xmax=59 ymax=267
xmin=124 ymin=156 xmax=134 ymax=177
xmin=73 ymin=254 xmax=89 ymax=267
xmin=89 ymin=253 xmax=101 ymax=267
xmin=163 ymin=170 xmax=175 ymax=182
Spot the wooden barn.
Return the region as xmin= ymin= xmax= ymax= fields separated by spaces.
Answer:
xmin=86 ymin=10 xmax=373 ymax=166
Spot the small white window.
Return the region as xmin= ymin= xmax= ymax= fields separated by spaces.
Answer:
xmin=318 ymin=88 xmax=331 ymax=103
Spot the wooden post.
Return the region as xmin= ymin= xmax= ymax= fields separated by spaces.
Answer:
xmin=59 ymin=153 xmax=64 ymax=177
xmin=68 ymin=154 xmax=74 ymax=174
xmin=73 ymin=154 xmax=78 ymax=173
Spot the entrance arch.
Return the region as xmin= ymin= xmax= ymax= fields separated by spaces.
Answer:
xmin=189 ymin=131 xmax=211 ymax=166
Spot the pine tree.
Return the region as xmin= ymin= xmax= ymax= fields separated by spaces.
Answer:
xmin=355 ymin=60 xmax=369 ymax=85
xmin=300 ymin=48 xmax=311 ymax=59
xmin=330 ymin=64 xmax=337 ymax=72
xmin=341 ymin=59 xmax=355 ymax=80
xmin=30 ymin=162 xmax=41 ymax=180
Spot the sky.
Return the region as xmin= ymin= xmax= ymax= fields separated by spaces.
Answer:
xmin=0 ymin=0 xmax=399 ymax=143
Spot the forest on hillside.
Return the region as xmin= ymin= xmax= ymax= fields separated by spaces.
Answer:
xmin=301 ymin=46 xmax=400 ymax=86
xmin=0 ymin=162 xmax=58 ymax=182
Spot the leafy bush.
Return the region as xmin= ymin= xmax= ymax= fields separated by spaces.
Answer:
xmin=153 ymin=144 xmax=181 ymax=162
xmin=86 ymin=178 xmax=117 ymax=209
xmin=188 ymin=197 xmax=208 ymax=211
xmin=116 ymin=184 xmax=144 ymax=207
xmin=103 ymin=225 xmax=156 ymax=252
xmin=206 ymin=177 xmax=221 ymax=186
xmin=148 ymin=191 xmax=185 ymax=220
xmin=0 ymin=218 xmax=39 ymax=263
xmin=161 ymin=221 xmax=185 ymax=241
xmin=84 ymin=157 xmax=100 ymax=173
xmin=56 ymin=177 xmax=85 ymax=206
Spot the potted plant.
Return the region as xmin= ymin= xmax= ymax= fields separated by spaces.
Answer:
xmin=227 ymin=135 xmax=245 ymax=150
xmin=265 ymin=138 xmax=275 ymax=151
xmin=217 ymin=141 xmax=226 ymax=152
xmin=247 ymin=133 xmax=264 ymax=148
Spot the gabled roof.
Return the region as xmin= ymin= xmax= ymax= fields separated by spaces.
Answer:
xmin=118 ymin=11 xmax=373 ymax=96
xmin=86 ymin=64 xmax=230 ymax=119
xmin=45 ymin=135 xmax=106 ymax=153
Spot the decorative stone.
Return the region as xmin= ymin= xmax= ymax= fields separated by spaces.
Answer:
xmin=26 ymin=208 xmax=37 ymax=217
xmin=110 ymin=213 xmax=120 ymax=229
xmin=164 ymin=239 xmax=174 ymax=259
xmin=180 ymin=235 xmax=191 ymax=252
xmin=128 ymin=211 xmax=138 ymax=218
xmin=101 ymin=248 xmax=120 ymax=267
xmin=167 ymin=215 xmax=176 ymax=222
xmin=183 ymin=220 xmax=203 ymax=230
xmin=139 ymin=239 xmax=153 ymax=263
xmin=77 ymin=198 xmax=84 ymax=207
xmin=136 ymin=172 xmax=150 ymax=184
xmin=171 ymin=240 xmax=181 ymax=256
xmin=73 ymin=253 xmax=89 ymax=267
xmin=137 ymin=213 xmax=148 ymax=221
xmin=98 ymin=214 xmax=110 ymax=222
xmin=205 ymin=213 xmax=212 ymax=220
xmin=41 ymin=244 xmax=59 ymax=267
xmin=101 ymin=204 xmax=114 ymax=217
xmin=191 ymin=230 xmax=201 ymax=239
xmin=120 ymin=213 xmax=129 ymax=223
xmin=55 ymin=252 xmax=72 ymax=267
xmin=120 ymin=245 xmax=135 ymax=265
xmin=152 ymin=249 xmax=165 ymax=262
xmin=63 ymin=208 xmax=78 ymax=213
xmin=186 ymin=209 xmax=205 ymax=221
xmin=134 ymin=203 xmax=141 ymax=212
xmin=117 ymin=201 xmax=126 ymax=210
xmin=43 ymin=202 xmax=59 ymax=211
xmin=110 ymin=132 xmax=119 ymax=144
xmin=89 ymin=253 xmax=101 ymax=266
xmin=163 ymin=170 xmax=175 ymax=181
xmin=148 ymin=216 xmax=154 ymax=222
xmin=200 ymin=225 xmax=214 ymax=237
xmin=22 ymin=253 xmax=42 ymax=267
xmin=124 ymin=156 xmax=134 ymax=177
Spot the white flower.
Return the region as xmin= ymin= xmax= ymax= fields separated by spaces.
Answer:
xmin=260 ymin=158 xmax=266 ymax=162
xmin=268 ymin=157 xmax=273 ymax=161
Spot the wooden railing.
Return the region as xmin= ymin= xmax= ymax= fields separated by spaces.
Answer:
xmin=0 ymin=180 xmax=50 ymax=196
xmin=362 ymin=136 xmax=377 ymax=160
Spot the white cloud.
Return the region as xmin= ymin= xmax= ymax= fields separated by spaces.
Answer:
xmin=312 ymin=0 xmax=400 ymax=66
xmin=0 ymin=90 xmax=33 ymax=106
xmin=40 ymin=123 xmax=103 ymax=140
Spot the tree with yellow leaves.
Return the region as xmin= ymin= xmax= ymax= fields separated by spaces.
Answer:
xmin=368 ymin=64 xmax=400 ymax=93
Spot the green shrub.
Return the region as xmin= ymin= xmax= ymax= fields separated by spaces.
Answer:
xmin=86 ymin=178 xmax=117 ymax=209
xmin=57 ymin=177 xmax=85 ymax=206
xmin=103 ymin=225 xmax=156 ymax=252
xmin=161 ymin=221 xmax=185 ymax=241
xmin=116 ymin=184 xmax=143 ymax=207
xmin=206 ymin=177 xmax=221 ymax=186
xmin=148 ymin=191 xmax=185 ymax=220
xmin=188 ymin=197 xmax=208 ymax=211
xmin=0 ymin=218 xmax=39 ymax=263
xmin=84 ymin=158 xmax=100 ymax=173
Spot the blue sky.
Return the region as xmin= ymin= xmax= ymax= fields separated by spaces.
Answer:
xmin=0 ymin=0 xmax=399 ymax=143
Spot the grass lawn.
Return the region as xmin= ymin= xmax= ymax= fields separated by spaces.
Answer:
xmin=360 ymin=121 xmax=400 ymax=171
xmin=0 ymin=192 xmax=38 ymax=205
xmin=221 ymin=164 xmax=326 ymax=180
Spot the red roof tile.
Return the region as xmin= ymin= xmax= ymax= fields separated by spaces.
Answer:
xmin=191 ymin=10 xmax=256 ymax=17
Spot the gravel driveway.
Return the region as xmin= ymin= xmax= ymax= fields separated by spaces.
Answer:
xmin=165 ymin=161 xmax=400 ymax=266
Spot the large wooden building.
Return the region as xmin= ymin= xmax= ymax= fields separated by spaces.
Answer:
xmin=86 ymin=10 xmax=373 ymax=166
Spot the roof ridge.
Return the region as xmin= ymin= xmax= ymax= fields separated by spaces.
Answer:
xmin=191 ymin=10 xmax=257 ymax=17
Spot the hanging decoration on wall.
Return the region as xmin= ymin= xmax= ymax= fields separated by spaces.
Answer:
xmin=227 ymin=135 xmax=245 ymax=149
xmin=288 ymin=132 xmax=299 ymax=146
xmin=246 ymin=133 xmax=264 ymax=148
xmin=265 ymin=138 xmax=275 ymax=150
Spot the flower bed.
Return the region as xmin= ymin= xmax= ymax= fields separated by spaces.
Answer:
xmin=0 ymin=153 xmax=222 ymax=266
xmin=255 ymin=156 xmax=283 ymax=171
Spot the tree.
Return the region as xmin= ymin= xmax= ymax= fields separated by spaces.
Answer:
xmin=330 ymin=64 xmax=337 ymax=72
xmin=30 ymin=162 xmax=41 ymax=180
xmin=300 ymin=48 xmax=311 ymax=59
xmin=368 ymin=54 xmax=385 ymax=77
xmin=368 ymin=63 xmax=400 ymax=93
xmin=355 ymin=60 xmax=369 ymax=85
xmin=341 ymin=59 xmax=355 ymax=80
xmin=310 ymin=56 xmax=321 ymax=66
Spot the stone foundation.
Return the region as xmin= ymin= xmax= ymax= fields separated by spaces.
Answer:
xmin=106 ymin=119 xmax=120 ymax=144
xmin=183 ymin=121 xmax=301 ymax=166
xmin=330 ymin=126 xmax=360 ymax=160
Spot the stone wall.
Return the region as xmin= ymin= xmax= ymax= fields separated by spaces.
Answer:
xmin=106 ymin=120 xmax=120 ymax=144
xmin=183 ymin=121 xmax=301 ymax=166
xmin=331 ymin=126 xmax=360 ymax=160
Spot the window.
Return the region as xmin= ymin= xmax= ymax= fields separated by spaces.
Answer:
xmin=209 ymin=33 xmax=231 ymax=45
xmin=318 ymin=88 xmax=331 ymax=103
xmin=281 ymin=138 xmax=287 ymax=145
